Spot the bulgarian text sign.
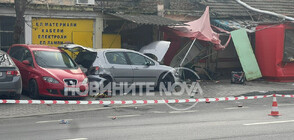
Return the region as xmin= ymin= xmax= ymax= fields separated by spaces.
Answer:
xmin=32 ymin=18 xmax=94 ymax=47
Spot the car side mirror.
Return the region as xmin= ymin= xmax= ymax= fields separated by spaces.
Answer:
xmin=145 ymin=61 xmax=151 ymax=66
xmin=22 ymin=60 xmax=30 ymax=65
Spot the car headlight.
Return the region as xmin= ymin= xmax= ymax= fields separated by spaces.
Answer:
xmin=43 ymin=77 xmax=59 ymax=84
xmin=82 ymin=78 xmax=88 ymax=84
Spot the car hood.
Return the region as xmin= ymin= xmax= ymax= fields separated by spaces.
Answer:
xmin=41 ymin=67 xmax=86 ymax=82
xmin=139 ymin=41 xmax=171 ymax=62
xmin=58 ymin=44 xmax=95 ymax=52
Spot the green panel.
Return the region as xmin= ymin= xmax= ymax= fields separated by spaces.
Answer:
xmin=231 ymin=28 xmax=262 ymax=81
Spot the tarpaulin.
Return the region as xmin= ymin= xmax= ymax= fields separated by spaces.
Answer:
xmin=162 ymin=6 xmax=230 ymax=50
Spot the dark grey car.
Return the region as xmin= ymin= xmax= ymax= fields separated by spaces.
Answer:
xmin=0 ymin=50 xmax=22 ymax=99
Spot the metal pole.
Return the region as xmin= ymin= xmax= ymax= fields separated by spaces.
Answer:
xmin=235 ymin=0 xmax=294 ymax=21
xmin=179 ymin=38 xmax=196 ymax=67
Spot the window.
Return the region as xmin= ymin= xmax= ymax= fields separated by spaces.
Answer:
xmin=105 ymin=52 xmax=128 ymax=65
xmin=9 ymin=47 xmax=33 ymax=66
xmin=146 ymin=56 xmax=155 ymax=65
xmin=283 ymin=29 xmax=294 ymax=62
xmin=9 ymin=46 xmax=25 ymax=61
xmin=144 ymin=53 xmax=158 ymax=61
xmin=34 ymin=51 xmax=77 ymax=69
xmin=0 ymin=51 xmax=14 ymax=67
xmin=23 ymin=49 xmax=34 ymax=67
xmin=0 ymin=16 xmax=16 ymax=50
xmin=126 ymin=52 xmax=155 ymax=65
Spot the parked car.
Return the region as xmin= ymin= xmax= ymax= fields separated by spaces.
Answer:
xmin=7 ymin=44 xmax=88 ymax=99
xmin=0 ymin=50 xmax=22 ymax=99
xmin=58 ymin=44 xmax=178 ymax=91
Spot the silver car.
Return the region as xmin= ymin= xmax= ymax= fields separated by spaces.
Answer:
xmin=59 ymin=44 xmax=177 ymax=89
xmin=0 ymin=50 xmax=22 ymax=99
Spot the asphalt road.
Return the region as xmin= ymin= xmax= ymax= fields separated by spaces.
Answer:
xmin=1 ymin=97 xmax=294 ymax=140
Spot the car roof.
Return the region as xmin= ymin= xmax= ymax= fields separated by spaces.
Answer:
xmin=58 ymin=44 xmax=139 ymax=53
xmin=12 ymin=44 xmax=61 ymax=51
xmin=96 ymin=48 xmax=132 ymax=52
xmin=90 ymin=48 xmax=143 ymax=53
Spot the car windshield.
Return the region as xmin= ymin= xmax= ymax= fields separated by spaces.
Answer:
xmin=0 ymin=52 xmax=14 ymax=67
xmin=34 ymin=51 xmax=77 ymax=69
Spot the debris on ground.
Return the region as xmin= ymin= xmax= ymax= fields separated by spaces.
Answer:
xmin=60 ymin=120 xmax=69 ymax=124
xmin=92 ymin=91 xmax=112 ymax=99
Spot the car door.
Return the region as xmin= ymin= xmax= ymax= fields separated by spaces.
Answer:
xmin=9 ymin=46 xmax=35 ymax=89
xmin=125 ymin=52 xmax=158 ymax=84
xmin=104 ymin=51 xmax=133 ymax=83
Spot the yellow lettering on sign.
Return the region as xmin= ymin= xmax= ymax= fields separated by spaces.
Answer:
xmin=32 ymin=18 xmax=94 ymax=48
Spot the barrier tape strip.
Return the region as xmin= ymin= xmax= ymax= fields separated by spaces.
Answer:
xmin=0 ymin=94 xmax=274 ymax=105
xmin=276 ymin=94 xmax=294 ymax=98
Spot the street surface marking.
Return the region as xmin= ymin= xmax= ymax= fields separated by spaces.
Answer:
xmin=244 ymin=120 xmax=294 ymax=126
xmin=61 ymin=138 xmax=88 ymax=140
xmin=169 ymin=110 xmax=198 ymax=114
xmin=107 ymin=114 xmax=141 ymax=118
xmin=224 ymin=106 xmax=249 ymax=110
xmin=279 ymin=104 xmax=294 ymax=107
xmin=151 ymin=111 xmax=166 ymax=114
xmin=36 ymin=119 xmax=73 ymax=124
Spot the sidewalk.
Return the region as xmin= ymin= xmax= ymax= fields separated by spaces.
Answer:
xmin=200 ymin=80 xmax=294 ymax=97
xmin=98 ymin=79 xmax=294 ymax=100
xmin=0 ymin=79 xmax=293 ymax=119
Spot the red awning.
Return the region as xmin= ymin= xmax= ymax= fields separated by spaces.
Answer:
xmin=162 ymin=7 xmax=230 ymax=50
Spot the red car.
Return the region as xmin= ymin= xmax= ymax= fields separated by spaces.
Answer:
xmin=7 ymin=44 xmax=88 ymax=98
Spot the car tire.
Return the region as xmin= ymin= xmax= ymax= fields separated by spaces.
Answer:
xmin=156 ymin=73 xmax=175 ymax=91
xmin=102 ymin=76 xmax=113 ymax=93
xmin=13 ymin=94 xmax=21 ymax=100
xmin=29 ymin=79 xmax=39 ymax=99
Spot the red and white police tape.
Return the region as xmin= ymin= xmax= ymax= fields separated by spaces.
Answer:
xmin=0 ymin=94 xmax=280 ymax=105
xmin=276 ymin=94 xmax=294 ymax=98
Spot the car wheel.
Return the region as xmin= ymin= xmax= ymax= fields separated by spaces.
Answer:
xmin=10 ymin=92 xmax=21 ymax=100
xmin=102 ymin=76 xmax=113 ymax=93
xmin=157 ymin=73 xmax=175 ymax=91
xmin=29 ymin=79 xmax=39 ymax=99
xmin=13 ymin=94 xmax=21 ymax=100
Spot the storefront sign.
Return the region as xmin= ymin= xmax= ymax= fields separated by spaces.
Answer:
xmin=32 ymin=18 xmax=94 ymax=48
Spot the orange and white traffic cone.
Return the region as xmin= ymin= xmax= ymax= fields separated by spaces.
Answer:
xmin=268 ymin=94 xmax=281 ymax=116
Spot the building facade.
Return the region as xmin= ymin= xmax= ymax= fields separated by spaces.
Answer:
xmin=0 ymin=0 xmax=183 ymax=51
xmin=0 ymin=0 xmax=105 ymax=50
